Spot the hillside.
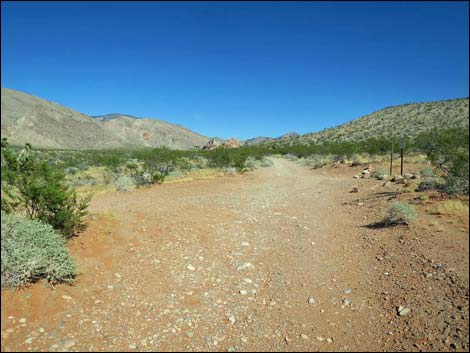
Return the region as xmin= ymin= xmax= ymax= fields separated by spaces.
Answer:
xmin=295 ymin=97 xmax=469 ymax=144
xmin=1 ymin=88 xmax=208 ymax=150
xmin=92 ymin=114 xmax=208 ymax=150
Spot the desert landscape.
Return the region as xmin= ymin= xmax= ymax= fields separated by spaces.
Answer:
xmin=1 ymin=2 xmax=469 ymax=352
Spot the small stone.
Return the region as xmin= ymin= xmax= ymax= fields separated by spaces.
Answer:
xmin=239 ymin=289 xmax=248 ymax=295
xmin=308 ymin=297 xmax=315 ymax=304
xmin=343 ymin=288 xmax=351 ymax=294
xmin=241 ymin=241 xmax=249 ymax=247
xmin=19 ymin=318 xmax=27 ymax=324
xmin=114 ymin=272 xmax=121 ymax=278
xmin=129 ymin=343 xmax=137 ymax=349
xmin=237 ymin=262 xmax=253 ymax=271
xmin=24 ymin=337 xmax=33 ymax=344
xmin=350 ymin=187 xmax=359 ymax=193
xmin=63 ymin=337 xmax=76 ymax=349
xmin=203 ymin=336 xmax=212 ymax=344
xmin=227 ymin=346 xmax=236 ymax=352
xmin=316 ymin=336 xmax=324 ymax=341
xmin=342 ymin=299 xmax=350 ymax=306
xmin=228 ymin=315 xmax=236 ymax=324
xmin=38 ymin=327 xmax=45 ymax=333
xmin=300 ymin=334 xmax=309 ymax=340
xmin=398 ymin=307 xmax=411 ymax=316
xmin=187 ymin=264 xmax=196 ymax=271
xmin=186 ymin=331 xmax=194 ymax=338
xmin=326 ymin=337 xmax=333 ymax=343
xmin=243 ymin=278 xmax=252 ymax=284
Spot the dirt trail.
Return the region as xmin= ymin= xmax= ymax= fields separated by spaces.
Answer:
xmin=1 ymin=158 xmax=468 ymax=352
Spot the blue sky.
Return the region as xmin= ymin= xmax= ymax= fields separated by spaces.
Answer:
xmin=1 ymin=1 xmax=469 ymax=140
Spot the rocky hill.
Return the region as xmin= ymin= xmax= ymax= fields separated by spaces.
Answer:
xmin=91 ymin=114 xmax=208 ymax=150
xmin=1 ymin=88 xmax=208 ymax=150
xmin=296 ymin=97 xmax=469 ymax=144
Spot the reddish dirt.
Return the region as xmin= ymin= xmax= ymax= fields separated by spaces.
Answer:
xmin=1 ymin=158 xmax=468 ymax=352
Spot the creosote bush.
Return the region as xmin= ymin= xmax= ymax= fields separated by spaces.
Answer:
xmin=384 ymin=202 xmax=417 ymax=225
xmin=1 ymin=140 xmax=90 ymax=238
xmin=1 ymin=212 xmax=77 ymax=287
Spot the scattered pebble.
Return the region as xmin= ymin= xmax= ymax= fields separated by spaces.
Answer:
xmin=187 ymin=264 xmax=196 ymax=271
xmin=300 ymin=334 xmax=309 ymax=340
xmin=308 ymin=297 xmax=315 ymax=304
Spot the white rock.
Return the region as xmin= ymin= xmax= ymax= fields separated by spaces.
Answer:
xmin=308 ymin=297 xmax=315 ymax=304
xmin=187 ymin=264 xmax=196 ymax=271
xmin=398 ymin=307 xmax=411 ymax=316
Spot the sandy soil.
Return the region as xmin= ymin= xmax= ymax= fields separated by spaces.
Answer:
xmin=1 ymin=158 xmax=468 ymax=352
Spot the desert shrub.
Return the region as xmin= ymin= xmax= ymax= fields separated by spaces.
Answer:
xmin=371 ymin=168 xmax=388 ymax=180
xmin=260 ymin=157 xmax=274 ymax=167
xmin=301 ymin=154 xmax=330 ymax=169
xmin=68 ymin=174 xmax=97 ymax=187
xmin=1 ymin=212 xmax=77 ymax=287
xmin=1 ymin=141 xmax=90 ymax=238
xmin=417 ymin=177 xmax=437 ymax=192
xmin=384 ymin=202 xmax=417 ymax=225
xmin=415 ymin=128 xmax=469 ymax=195
xmin=224 ymin=167 xmax=238 ymax=175
xmin=243 ymin=156 xmax=259 ymax=170
xmin=420 ymin=167 xmax=435 ymax=178
xmin=115 ymin=175 xmax=135 ymax=192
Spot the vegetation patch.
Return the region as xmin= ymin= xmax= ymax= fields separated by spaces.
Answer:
xmin=384 ymin=202 xmax=417 ymax=225
xmin=1 ymin=212 xmax=77 ymax=287
xmin=433 ymin=199 xmax=469 ymax=218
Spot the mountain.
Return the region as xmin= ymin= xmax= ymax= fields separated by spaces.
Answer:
xmin=91 ymin=114 xmax=208 ymax=150
xmin=297 ymin=98 xmax=469 ymax=143
xmin=244 ymin=136 xmax=273 ymax=146
xmin=1 ymin=88 xmax=208 ymax=150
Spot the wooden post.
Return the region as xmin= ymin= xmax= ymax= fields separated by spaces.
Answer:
xmin=400 ymin=135 xmax=405 ymax=176
xmin=400 ymin=148 xmax=404 ymax=176
xmin=390 ymin=143 xmax=393 ymax=176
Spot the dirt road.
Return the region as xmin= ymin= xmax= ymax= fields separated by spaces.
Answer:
xmin=1 ymin=158 xmax=468 ymax=352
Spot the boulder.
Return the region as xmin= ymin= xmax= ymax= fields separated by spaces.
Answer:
xmin=202 ymin=138 xmax=220 ymax=150
xmin=222 ymin=138 xmax=241 ymax=148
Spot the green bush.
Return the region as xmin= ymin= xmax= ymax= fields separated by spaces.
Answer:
xmin=415 ymin=128 xmax=469 ymax=195
xmin=384 ymin=202 xmax=417 ymax=225
xmin=1 ymin=212 xmax=77 ymax=287
xmin=1 ymin=141 xmax=90 ymax=238
xmin=420 ymin=167 xmax=435 ymax=178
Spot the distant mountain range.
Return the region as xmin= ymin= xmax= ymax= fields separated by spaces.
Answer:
xmin=1 ymin=88 xmax=468 ymax=150
xmin=1 ymin=88 xmax=208 ymax=150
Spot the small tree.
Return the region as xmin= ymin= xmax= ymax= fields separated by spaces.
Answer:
xmin=1 ymin=140 xmax=90 ymax=238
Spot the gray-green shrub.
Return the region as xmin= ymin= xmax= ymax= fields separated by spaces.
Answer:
xmin=371 ymin=168 xmax=388 ymax=180
xmin=115 ymin=175 xmax=135 ymax=192
xmin=1 ymin=212 xmax=77 ymax=287
xmin=420 ymin=167 xmax=435 ymax=178
xmin=384 ymin=202 xmax=417 ymax=225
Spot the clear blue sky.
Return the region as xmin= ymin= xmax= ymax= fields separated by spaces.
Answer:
xmin=2 ymin=1 xmax=469 ymax=140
